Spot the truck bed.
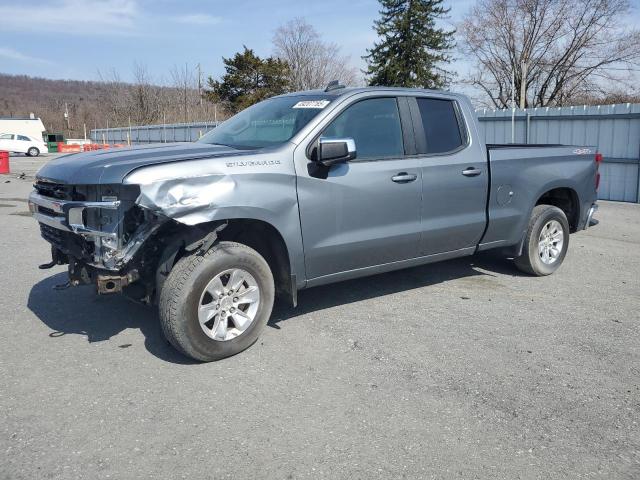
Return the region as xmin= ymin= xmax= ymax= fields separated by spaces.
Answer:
xmin=479 ymin=144 xmax=598 ymax=251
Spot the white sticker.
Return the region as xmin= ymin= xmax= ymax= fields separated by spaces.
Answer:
xmin=293 ymin=100 xmax=330 ymax=109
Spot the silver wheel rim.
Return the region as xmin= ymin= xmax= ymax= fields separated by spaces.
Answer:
xmin=538 ymin=220 xmax=564 ymax=265
xmin=198 ymin=268 xmax=260 ymax=341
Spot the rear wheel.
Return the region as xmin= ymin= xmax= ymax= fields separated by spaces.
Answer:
xmin=159 ymin=241 xmax=274 ymax=362
xmin=514 ymin=205 xmax=570 ymax=276
xmin=27 ymin=147 xmax=39 ymax=157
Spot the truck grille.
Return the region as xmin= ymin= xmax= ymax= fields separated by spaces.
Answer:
xmin=40 ymin=222 xmax=65 ymax=249
xmin=39 ymin=222 xmax=94 ymax=258
xmin=35 ymin=180 xmax=70 ymax=200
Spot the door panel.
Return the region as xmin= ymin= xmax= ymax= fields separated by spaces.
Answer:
xmin=296 ymin=159 xmax=422 ymax=279
xmin=294 ymin=96 xmax=422 ymax=280
xmin=421 ymin=155 xmax=488 ymax=253
xmin=411 ymin=97 xmax=488 ymax=255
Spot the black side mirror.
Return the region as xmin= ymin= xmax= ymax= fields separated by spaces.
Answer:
xmin=317 ymin=137 xmax=356 ymax=166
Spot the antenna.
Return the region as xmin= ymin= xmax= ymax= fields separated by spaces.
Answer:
xmin=325 ymin=80 xmax=345 ymax=92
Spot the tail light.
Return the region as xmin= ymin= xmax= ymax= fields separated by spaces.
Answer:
xmin=595 ymin=153 xmax=602 ymax=191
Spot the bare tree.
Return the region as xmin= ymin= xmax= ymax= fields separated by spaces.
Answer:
xmin=97 ymin=68 xmax=129 ymax=126
xmin=169 ymin=64 xmax=195 ymax=123
xmin=130 ymin=62 xmax=163 ymax=124
xmin=273 ymin=18 xmax=360 ymax=90
xmin=459 ymin=0 xmax=640 ymax=108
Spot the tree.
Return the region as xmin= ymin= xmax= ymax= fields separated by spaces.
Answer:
xmin=364 ymin=0 xmax=455 ymax=88
xmin=273 ymin=18 xmax=359 ymax=90
xmin=205 ymin=47 xmax=290 ymax=113
xmin=129 ymin=62 xmax=163 ymax=125
xmin=460 ymin=0 xmax=640 ymax=108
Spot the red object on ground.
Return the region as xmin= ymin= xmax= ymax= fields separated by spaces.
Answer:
xmin=0 ymin=151 xmax=9 ymax=174
xmin=57 ymin=143 xmax=82 ymax=153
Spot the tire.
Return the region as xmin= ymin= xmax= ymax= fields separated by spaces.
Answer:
xmin=159 ymin=241 xmax=274 ymax=362
xmin=27 ymin=147 xmax=39 ymax=157
xmin=514 ymin=204 xmax=570 ymax=276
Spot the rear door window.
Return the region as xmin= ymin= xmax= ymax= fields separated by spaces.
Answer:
xmin=0 ymin=134 xmax=14 ymax=140
xmin=416 ymin=98 xmax=465 ymax=154
xmin=323 ymin=98 xmax=404 ymax=159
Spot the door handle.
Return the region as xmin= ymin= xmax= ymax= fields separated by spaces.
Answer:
xmin=391 ymin=172 xmax=417 ymax=183
xmin=462 ymin=167 xmax=482 ymax=177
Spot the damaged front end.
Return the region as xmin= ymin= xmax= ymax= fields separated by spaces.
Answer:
xmin=29 ymin=180 xmax=169 ymax=300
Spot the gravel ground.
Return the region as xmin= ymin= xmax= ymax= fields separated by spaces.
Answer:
xmin=1 ymin=174 xmax=638 ymax=479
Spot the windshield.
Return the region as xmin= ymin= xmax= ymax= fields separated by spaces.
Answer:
xmin=198 ymin=96 xmax=334 ymax=149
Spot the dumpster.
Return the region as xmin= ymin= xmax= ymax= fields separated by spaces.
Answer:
xmin=45 ymin=133 xmax=64 ymax=153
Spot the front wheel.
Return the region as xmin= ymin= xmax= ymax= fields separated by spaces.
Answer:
xmin=159 ymin=241 xmax=274 ymax=362
xmin=27 ymin=147 xmax=40 ymax=157
xmin=514 ymin=204 xmax=570 ymax=276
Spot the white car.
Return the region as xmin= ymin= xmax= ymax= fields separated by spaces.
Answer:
xmin=0 ymin=133 xmax=47 ymax=156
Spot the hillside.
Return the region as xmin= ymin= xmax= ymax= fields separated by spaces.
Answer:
xmin=0 ymin=73 xmax=216 ymax=138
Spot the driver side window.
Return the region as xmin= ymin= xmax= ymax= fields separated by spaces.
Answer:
xmin=323 ymin=98 xmax=404 ymax=160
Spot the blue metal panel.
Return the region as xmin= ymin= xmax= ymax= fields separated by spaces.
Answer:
xmin=475 ymin=103 xmax=640 ymax=203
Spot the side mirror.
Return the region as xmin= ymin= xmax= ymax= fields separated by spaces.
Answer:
xmin=317 ymin=137 xmax=356 ymax=166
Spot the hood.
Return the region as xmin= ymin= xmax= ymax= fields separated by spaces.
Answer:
xmin=36 ymin=143 xmax=247 ymax=185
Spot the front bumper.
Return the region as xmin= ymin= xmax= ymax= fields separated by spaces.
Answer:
xmin=28 ymin=191 xmax=120 ymax=240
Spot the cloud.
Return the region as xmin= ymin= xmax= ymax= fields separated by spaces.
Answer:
xmin=175 ymin=14 xmax=222 ymax=26
xmin=0 ymin=47 xmax=51 ymax=64
xmin=0 ymin=0 xmax=139 ymax=36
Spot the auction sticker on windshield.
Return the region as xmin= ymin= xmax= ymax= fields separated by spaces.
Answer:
xmin=293 ymin=100 xmax=331 ymax=109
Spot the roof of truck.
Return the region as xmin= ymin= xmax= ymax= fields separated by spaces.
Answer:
xmin=275 ymin=86 xmax=464 ymax=100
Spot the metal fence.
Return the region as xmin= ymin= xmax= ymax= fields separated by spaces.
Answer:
xmin=477 ymin=103 xmax=640 ymax=203
xmin=90 ymin=102 xmax=640 ymax=203
xmin=91 ymin=121 xmax=219 ymax=144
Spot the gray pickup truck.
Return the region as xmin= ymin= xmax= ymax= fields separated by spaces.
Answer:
xmin=29 ymin=85 xmax=600 ymax=361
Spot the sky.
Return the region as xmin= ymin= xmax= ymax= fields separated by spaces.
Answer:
xmin=1 ymin=0 xmax=639 ymax=101
xmin=0 ymin=0 xmax=476 ymax=84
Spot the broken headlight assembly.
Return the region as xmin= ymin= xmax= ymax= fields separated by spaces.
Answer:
xmin=28 ymin=183 xmax=153 ymax=270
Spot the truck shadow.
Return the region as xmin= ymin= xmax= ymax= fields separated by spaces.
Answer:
xmin=27 ymin=253 xmax=522 ymax=363
xmin=27 ymin=272 xmax=198 ymax=365
xmin=270 ymin=252 xmax=521 ymax=326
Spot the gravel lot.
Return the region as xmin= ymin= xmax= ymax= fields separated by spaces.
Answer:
xmin=1 ymin=166 xmax=639 ymax=479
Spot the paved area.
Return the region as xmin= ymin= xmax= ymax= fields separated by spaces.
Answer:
xmin=3 ymin=152 xmax=65 ymax=178
xmin=1 ymin=175 xmax=639 ymax=479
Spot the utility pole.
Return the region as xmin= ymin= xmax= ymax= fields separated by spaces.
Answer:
xmin=197 ymin=63 xmax=203 ymax=107
xmin=64 ymin=103 xmax=70 ymax=131
xmin=520 ymin=59 xmax=528 ymax=109
xmin=511 ymin=68 xmax=516 ymax=143
xmin=184 ymin=62 xmax=189 ymax=123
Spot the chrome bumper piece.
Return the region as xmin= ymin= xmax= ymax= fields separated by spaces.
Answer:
xmin=28 ymin=191 xmax=120 ymax=239
xmin=584 ymin=203 xmax=598 ymax=230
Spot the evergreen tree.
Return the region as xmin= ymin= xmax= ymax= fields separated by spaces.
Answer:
xmin=364 ymin=0 xmax=455 ymax=89
xmin=205 ymin=46 xmax=290 ymax=113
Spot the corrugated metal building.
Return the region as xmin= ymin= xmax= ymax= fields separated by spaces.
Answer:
xmin=477 ymin=104 xmax=640 ymax=203
xmin=91 ymin=121 xmax=218 ymax=145
xmin=91 ymin=102 xmax=640 ymax=203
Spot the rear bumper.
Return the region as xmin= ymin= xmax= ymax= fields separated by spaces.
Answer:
xmin=583 ymin=203 xmax=598 ymax=230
